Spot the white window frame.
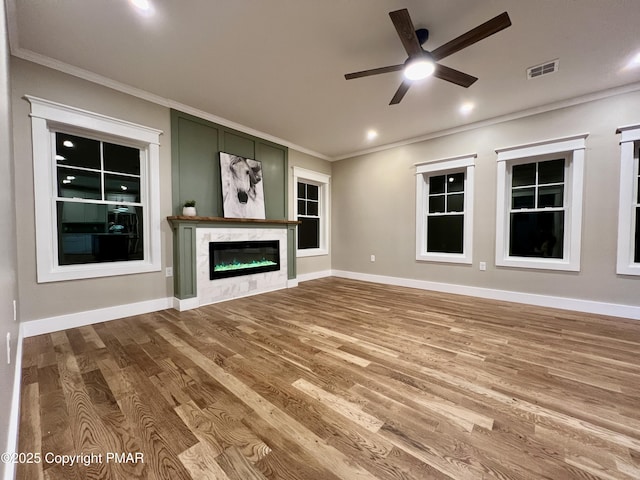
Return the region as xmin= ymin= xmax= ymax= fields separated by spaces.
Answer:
xmin=27 ymin=95 xmax=162 ymax=283
xmin=495 ymin=134 xmax=587 ymax=271
xmin=415 ymin=154 xmax=475 ymax=264
xmin=616 ymin=124 xmax=640 ymax=276
xmin=293 ymin=166 xmax=330 ymax=257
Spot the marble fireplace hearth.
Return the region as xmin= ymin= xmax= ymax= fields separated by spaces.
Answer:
xmin=168 ymin=216 xmax=299 ymax=311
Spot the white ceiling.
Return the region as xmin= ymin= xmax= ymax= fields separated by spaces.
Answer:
xmin=8 ymin=0 xmax=640 ymax=159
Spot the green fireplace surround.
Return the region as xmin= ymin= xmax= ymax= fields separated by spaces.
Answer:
xmin=170 ymin=110 xmax=296 ymax=301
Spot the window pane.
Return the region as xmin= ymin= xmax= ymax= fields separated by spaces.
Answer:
xmin=429 ymin=195 xmax=445 ymax=213
xmin=427 ymin=215 xmax=463 ymax=254
xmin=512 ymin=188 xmax=535 ymax=209
xmin=430 ymin=175 xmax=445 ymax=194
xmin=57 ymin=202 xmax=143 ymax=265
xmin=512 ymin=163 xmax=536 ymax=187
xmin=447 ymin=193 xmax=464 ymax=212
xmin=105 ymin=174 xmax=140 ymax=203
xmin=307 ymin=184 xmax=319 ymax=201
xmin=538 ymin=159 xmax=564 ymax=184
xmin=57 ymin=167 xmax=101 ymax=199
xmin=510 ymin=211 xmax=564 ymax=258
xmin=297 ymin=182 xmax=306 ymax=199
xmin=538 ymin=185 xmax=563 ymax=208
xmin=635 ymin=207 xmax=640 ymax=263
xmin=297 ymin=199 xmax=306 ymax=215
xmin=103 ymin=142 xmax=140 ymax=175
xmin=306 ymin=200 xmax=319 ymax=216
xmin=447 ymin=173 xmax=464 ymax=193
xmin=298 ymin=217 xmax=319 ymax=249
xmin=56 ymin=133 xmax=101 ymax=170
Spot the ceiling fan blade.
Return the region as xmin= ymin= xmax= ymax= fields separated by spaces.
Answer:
xmin=431 ymin=12 xmax=511 ymax=61
xmin=389 ymin=80 xmax=412 ymax=105
xmin=344 ymin=64 xmax=404 ymax=80
xmin=389 ymin=9 xmax=423 ymax=57
xmin=433 ymin=64 xmax=478 ymax=88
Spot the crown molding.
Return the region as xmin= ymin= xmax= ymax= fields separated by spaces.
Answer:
xmin=9 ymin=45 xmax=331 ymax=161
xmin=332 ymin=81 xmax=640 ymax=161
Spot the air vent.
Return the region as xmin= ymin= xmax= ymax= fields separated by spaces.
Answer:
xmin=527 ymin=59 xmax=559 ymax=79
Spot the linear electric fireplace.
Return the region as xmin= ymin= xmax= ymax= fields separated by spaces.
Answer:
xmin=209 ymin=240 xmax=280 ymax=280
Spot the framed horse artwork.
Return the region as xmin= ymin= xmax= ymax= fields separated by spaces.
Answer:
xmin=219 ymin=152 xmax=266 ymax=219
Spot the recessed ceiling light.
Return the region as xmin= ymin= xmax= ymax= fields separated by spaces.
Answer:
xmin=366 ymin=130 xmax=378 ymax=141
xmin=459 ymin=102 xmax=475 ymax=115
xmin=62 ymin=180 xmax=71 ymax=184
xmin=62 ymin=140 xmax=74 ymax=148
xmin=121 ymin=185 xmax=128 ymax=190
xmin=625 ymin=52 xmax=640 ymax=70
xmin=66 ymin=176 xmax=75 ymax=180
xmin=55 ymin=154 xmax=66 ymax=161
xmin=130 ymin=0 xmax=153 ymax=14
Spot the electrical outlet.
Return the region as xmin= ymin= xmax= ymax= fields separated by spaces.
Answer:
xmin=479 ymin=262 xmax=487 ymax=271
xmin=165 ymin=267 xmax=173 ymax=277
xmin=370 ymin=254 xmax=376 ymax=262
xmin=6 ymin=333 xmax=10 ymax=365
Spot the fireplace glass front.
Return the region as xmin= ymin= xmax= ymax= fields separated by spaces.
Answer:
xmin=209 ymin=240 xmax=280 ymax=280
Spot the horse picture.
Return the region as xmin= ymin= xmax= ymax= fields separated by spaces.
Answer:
xmin=220 ymin=152 xmax=266 ymax=219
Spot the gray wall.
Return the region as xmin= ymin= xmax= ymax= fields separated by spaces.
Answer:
xmin=288 ymin=149 xmax=333 ymax=276
xmin=11 ymin=58 xmax=174 ymax=322
xmin=1 ymin=0 xmax=20 ymax=475
xmin=332 ymin=91 xmax=640 ymax=306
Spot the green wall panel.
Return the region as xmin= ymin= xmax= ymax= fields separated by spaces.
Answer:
xmin=221 ymin=131 xmax=255 ymax=159
xmin=171 ymin=110 xmax=288 ymax=220
xmin=174 ymin=116 xmax=221 ymax=217
xmin=258 ymin=142 xmax=287 ymax=220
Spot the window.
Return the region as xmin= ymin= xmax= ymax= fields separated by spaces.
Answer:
xmin=496 ymin=134 xmax=587 ymax=271
xmin=27 ymin=96 xmax=162 ymax=282
xmin=616 ymin=125 xmax=640 ymax=275
xmin=293 ymin=167 xmax=330 ymax=257
xmin=56 ymin=132 xmax=144 ymax=265
xmin=415 ymin=154 xmax=475 ymax=264
xmin=509 ymin=158 xmax=565 ymax=259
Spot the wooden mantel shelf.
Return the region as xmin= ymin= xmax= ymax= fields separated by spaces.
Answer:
xmin=167 ymin=216 xmax=300 ymax=226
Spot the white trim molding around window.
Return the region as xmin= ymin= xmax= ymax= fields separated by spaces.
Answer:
xmin=26 ymin=95 xmax=163 ymax=283
xmin=616 ymin=124 xmax=640 ymax=276
xmin=293 ymin=166 xmax=330 ymax=257
xmin=495 ymin=133 xmax=588 ymax=272
xmin=415 ymin=154 xmax=476 ymax=264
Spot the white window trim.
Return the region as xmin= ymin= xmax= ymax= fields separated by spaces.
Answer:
xmin=616 ymin=124 xmax=640 ymax=275
xmin=26 ymin=95 xmax=163 ymax=282
xmin=293 ymin=166 xmax=330 ymax=257
xmin=415 ymin=154 xmax=476 ymax=264
xmin=495 ymin=133 xmax=588 ymax=271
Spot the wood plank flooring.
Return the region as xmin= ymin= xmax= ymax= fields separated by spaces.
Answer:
xmin=16 ymin=277 xmax=640 ymax=479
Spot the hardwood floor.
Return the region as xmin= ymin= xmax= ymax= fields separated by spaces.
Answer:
xmin=17 ymin=277 xmax=640 ymax=480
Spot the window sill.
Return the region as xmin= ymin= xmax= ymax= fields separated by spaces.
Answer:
xmin=38 ymin=260 xmax=161 ymax=283
xmin=297 ymin=248 xmax=328 ymax=258
xmin=496 ymin=256 xmax=579 ymax=272
xmin=417 ymin=253 xmax=471 ymax=264
xmin=616 ymin=263 xmax=640 ymax=276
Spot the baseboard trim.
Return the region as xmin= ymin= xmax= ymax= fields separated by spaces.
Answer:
xmin=20 ymin=297 xmax=173 ymax=337
xmin=297 ymin=270 xmax=333 ymax=283
xmin=331 ymin=270 xmax=640 ymax=320
xmin=173 ymin=296 xmax=200 ymax=312
xmin=4 ymin=328 xmax=23 ymax=480
xmin=287 ymin=279 xmax=299 ymax=288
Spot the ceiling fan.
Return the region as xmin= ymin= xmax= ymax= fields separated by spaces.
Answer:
xmin=344 ymin=9 xmax=512 ymax=105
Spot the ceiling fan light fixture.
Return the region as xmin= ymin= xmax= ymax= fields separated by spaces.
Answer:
xmin=403 ymin=55 xmax=436 ymax=81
